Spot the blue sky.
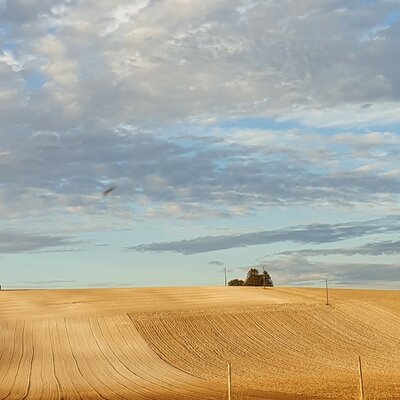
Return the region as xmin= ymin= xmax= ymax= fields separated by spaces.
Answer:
xmin=1 ymin=0 xmax=400 ymax=289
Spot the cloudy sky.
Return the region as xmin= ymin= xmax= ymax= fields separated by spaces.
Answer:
xmin=1 ymin=0 xmax=400 ymax=289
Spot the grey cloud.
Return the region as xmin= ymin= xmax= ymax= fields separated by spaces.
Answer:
xmin=262 ymin=255 xmax=400 ymax=288
xmin=84 ymin=281 xmax=136 ymax=288
xmin=6 ymin=279 xmax=79 ymax=289
xmin=2 ymin=125 xmax=400 ymax=228
xmin=0 ymin=231 xmax=82 ymax=253
xmin=333 ymin=263 xmax=400 ymax=285
xmin=128 ymin=215 xmax=400 ymax=254
xmin=2 ymin=1 xmax=400 ymax=230
xmin=9 ymin=280 xmax=134 ymax=289
xmin=20 ymin=279 xmax=77 ymax=286
xmin=1 ymin=0 xmax=400 ymax=132
xmin=1 ymin=1 xmax=52 ymax=23
xmin=208 ymin=260 xmax=224 ymax=266
xmin=278 ymin=240 xmax=400 ymax=258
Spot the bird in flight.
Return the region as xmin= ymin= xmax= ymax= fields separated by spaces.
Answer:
xmin=102 ymin=186 xmax=117 ymax=196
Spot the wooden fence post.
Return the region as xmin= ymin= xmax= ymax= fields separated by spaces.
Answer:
xmin=227 ymin=362 xmax=232 ymax=400
xmin=358 ymin=356 xmax=365 ymax=400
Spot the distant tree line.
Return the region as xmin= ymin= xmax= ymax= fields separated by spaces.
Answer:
xmin=228 ymin=268 xmax=273 ymax=287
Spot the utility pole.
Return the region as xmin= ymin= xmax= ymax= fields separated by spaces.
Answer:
xmin=227 ymin=362 xmax=232 ymax=400
xmin=224 ymin=267 xmax=227 ymax=287
xmin=325 ymin=279 xmax=329 ymax=306
xmin=263 ymin=266 xmax=266 ymax=289
xmin=358 ymin=356 xmax=365 ymax=400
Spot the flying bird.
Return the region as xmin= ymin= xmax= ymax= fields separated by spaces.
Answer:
xmin=102 ymin=186 xmax=117 ymax=196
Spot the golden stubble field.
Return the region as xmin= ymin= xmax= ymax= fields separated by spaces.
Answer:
xmin=0 ymin=286 xmax=399 ymax=399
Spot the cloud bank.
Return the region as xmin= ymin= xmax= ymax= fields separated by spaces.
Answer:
xmin=1 ymin=0 xmax=400 ymax=229
xmin=129 ymin=215 xmax=400 ymax=254
xmin=2 ymin=0 xmax=400 ymax=288
xmin=0 ymin=231 xmax=81 ymax=253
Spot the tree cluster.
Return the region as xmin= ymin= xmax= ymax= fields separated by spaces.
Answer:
xmin=228 ymin=268 xmax=273 ymax=287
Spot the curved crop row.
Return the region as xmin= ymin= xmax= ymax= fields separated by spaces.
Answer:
xmin=0 ymin=315 xmax=224 ymax=400
xmin=1 ymin=287 xmax=399 ymax=399
xmin=131 ymin=302 xmax=400 ymax=400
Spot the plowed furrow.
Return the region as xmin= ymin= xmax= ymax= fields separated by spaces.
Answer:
xmin=1 ymin=287 xmax=399 ymax=400
xmin=132 ymin=302 xmax=400 ymax=400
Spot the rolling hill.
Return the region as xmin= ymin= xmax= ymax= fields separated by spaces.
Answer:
xmin=0 ymin=286 xmax=399 ymax=399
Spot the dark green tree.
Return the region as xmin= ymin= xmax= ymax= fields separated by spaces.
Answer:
xmin=228 ymin=279 xmax=245 ymax=286
xmin=228 ymin=268 xmax=274 ymax=287
xmin=244 ymin=268 xmax=274 ymax=287
xmin=261 ymin=270 xmax=274 ymax=287
xmin=245 ymin=268 xmax=260 ymax=286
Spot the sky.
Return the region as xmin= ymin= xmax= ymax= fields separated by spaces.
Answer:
xmin=1 ymin=0 xmax=400 ymax=289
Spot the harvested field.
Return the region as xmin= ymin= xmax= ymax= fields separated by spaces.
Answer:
xmin=0 ymin=287 xmax=399 ymax=399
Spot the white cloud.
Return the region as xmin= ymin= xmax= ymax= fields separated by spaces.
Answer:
xmin=1 ymin=0 xmax=399 ymax=129
xmin=0 ymin=51 xmax=24 ymax=72
xmin=103 ymin=1 xmax=150 ymax=35
xmin=1 ymin=1 xmax=400 ymax=289
xmin=281 ymin=102 xmax=400 ymax=128
xmin=1 ymin=0 xmax=400 ymax=249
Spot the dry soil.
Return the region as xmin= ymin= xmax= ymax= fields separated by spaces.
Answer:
xmin=0 ymin=286 xmax=399 ymax=399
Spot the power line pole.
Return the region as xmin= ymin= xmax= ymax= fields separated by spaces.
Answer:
xmin=325 ymin=279 xmax=329 ymax=305
xmin=224 ymin=267 xmax=227 ymax=287
xmin=263 ymin=266 xmax=266 ymax=289
xmin=227 ymin=362 xmax=232 ymax=400
xmin=358 ymin=356 xmax=365 ymax=400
